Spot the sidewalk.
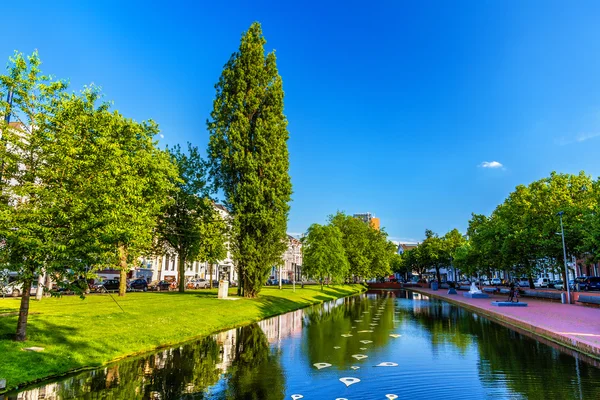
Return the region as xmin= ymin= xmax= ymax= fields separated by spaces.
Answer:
xmin=407 ymin=287 xmax=600 ymax=360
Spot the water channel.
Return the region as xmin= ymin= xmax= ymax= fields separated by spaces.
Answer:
xmin=6 ymin=290 xmax=600 ymax=399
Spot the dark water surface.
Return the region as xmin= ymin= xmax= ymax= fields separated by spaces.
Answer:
xmin=7 ymin=290 xmax=600 ymax=399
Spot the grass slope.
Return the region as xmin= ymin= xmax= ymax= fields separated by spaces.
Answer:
xmin=0 ymin=284 xmax=364 ymax=391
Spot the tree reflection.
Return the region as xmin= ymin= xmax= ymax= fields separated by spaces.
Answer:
xmin=408 ymin=299 xmax=600 ymax=399
xmin=217 ymin=324 xmax=286 ymax=400
xmin=10 ymin=336 xmax=223 ymax=400
xmin=302 ymin=295 xmax=395 ymax=367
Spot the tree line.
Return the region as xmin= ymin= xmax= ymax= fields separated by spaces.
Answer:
xmin=0 ymin=22 xmax=292 ymax=340
xmin=393 ymin=172 xmax=599 ymax=287
xmin=302 ymin=212 xmax=396 ymax=288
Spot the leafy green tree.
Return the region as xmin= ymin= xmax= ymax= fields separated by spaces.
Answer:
xmin=442 ymin=228 xmax=467 ymax=280
xmin=0 ymin=50 xmax=177 ymax=343
xmin=302 ymin=223 xmax=349 ymax=289
xmin=390 ymin=253 xmax=406 ymax=279
xmin=155 ymin=144 xmax=227 ymax=292
xmin=0 ymin=51 xmax=78 ymax=341
xmin=583 ymin=178 xmax=600 ymax=262
xmin=419 ymin=229 xmax=445 ymax=282
xmin=328 ymin=212 xmax=394 ymax=280
xmin=82 ymin=101 xmax=176 ymax=297
xmin=207 ymin=22 xmax=292 ymax=298
xmin=329 ymin=212 xmax=371 ymax=279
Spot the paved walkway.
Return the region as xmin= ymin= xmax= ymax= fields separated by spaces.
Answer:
xmin=408 ymin=287 xmax=600 ymax=360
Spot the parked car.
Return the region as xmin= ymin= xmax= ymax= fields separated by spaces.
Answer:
xmin=149 ymin=280 xmax=172 ymax=291
xmin=552 ymin=280 xmax=564 ymax=290
xmin=95 ymin=279 xmax=120 ymax=292
xmin=588 ymin=277 xmax=600 ymax=291
xmin=188 ymin=278 xmax=209 ymax=289
xmin=2 ymin=281 xmax=23 ymax=297
xmin=572 ymin=276 xmax=600 ymax=291
xmin=516 ymin=278 xmax=530 ymax=288
xmin=54 ymin=278 xmax=92 ymax=294
xmin=128 ymin=278 xmax=148 ymax=291
xmin=571 ymin=277 xmax=589 ymax=291
xmin=534 ymin=278 xmax=551 ymax=288
xmin=491 ymin=278 xmax=502 ymax=286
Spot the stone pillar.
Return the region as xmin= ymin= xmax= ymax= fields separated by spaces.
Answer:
xmin=218 ymin=280 xmax=229 ymax=299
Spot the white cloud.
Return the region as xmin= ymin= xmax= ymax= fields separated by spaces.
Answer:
xmin=479 ymin=161 xmax=503 ymax=169
xmin=575 ymin=132 xmax=600 ymax=142
xmin=159 ymin=134 xmax=164 ymax=139
xmin=557 ymin=132 xmax=600 ymax=146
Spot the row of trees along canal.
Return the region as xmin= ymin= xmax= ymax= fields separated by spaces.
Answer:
xmin=392 ymin=172 xmax=600 ymax=288
xmin=0 ymin=22 xmax=292 ymax=341
xmin=301 ymin=212 xmax=396 ymax=289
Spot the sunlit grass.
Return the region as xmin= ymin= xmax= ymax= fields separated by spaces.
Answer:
xmin=0 ymin=284 xmax=365 ymax=391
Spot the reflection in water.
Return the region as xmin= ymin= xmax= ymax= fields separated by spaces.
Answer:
xmin=6 ymin=291 xmax=600 ymax=400
xmin=7 ymin=306 xmax=318 ymax=400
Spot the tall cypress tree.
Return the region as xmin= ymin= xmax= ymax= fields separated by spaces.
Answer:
xmin=207 ymin=22 xmax=291 ymax=297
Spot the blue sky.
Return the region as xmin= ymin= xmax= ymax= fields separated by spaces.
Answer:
xmin=4 ymin=0 xmax=600 ymax=243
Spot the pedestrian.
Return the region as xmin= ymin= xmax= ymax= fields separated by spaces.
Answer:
xmin=508 ymin=282 xmax=516 ymax=302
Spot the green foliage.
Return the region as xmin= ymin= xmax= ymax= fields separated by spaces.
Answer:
xmin=302 ymin=223 xmax=349 ymax=288
xmin=156 ymin=144 xmax=227 ymax=292
xmin=207 ymin=22 xmax=292 ymax=297
xmin=328 ymin=212 xmax=393 ymax=279
xmin=0 ymin=51 xmax=176 ymax=340
xmin=468 ymin=172 xmax=595 ymax=281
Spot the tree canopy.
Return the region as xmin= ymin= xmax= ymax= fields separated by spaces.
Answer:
xmin=301 ymin=223 xmax=349 ymax=289
xmin=207 ymin=22 xmax=292 ymax=297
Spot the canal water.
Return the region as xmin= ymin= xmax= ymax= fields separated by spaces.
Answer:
xmin=7 ymin=290 xmax=600 ymax=399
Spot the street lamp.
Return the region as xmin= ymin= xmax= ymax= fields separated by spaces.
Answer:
xmin=557 ymin=211 xmax=571 ymax=304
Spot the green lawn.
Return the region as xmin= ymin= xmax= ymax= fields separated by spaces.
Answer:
xmin=0 ymin=284 xmax=365 ymax=392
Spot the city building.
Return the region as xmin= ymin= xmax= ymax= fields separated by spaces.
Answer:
xmin=397 ymin=242 xmax=418 ymax=255
xmin=270 ymin=234 xmax=303 ymax=282
xmin=353 ymin=212 xmax=380 ymax=230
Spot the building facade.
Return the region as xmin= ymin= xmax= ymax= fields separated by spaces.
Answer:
xmin=270 ymin=235 xmax=303 ymax=282
xmin=353 ymin=212 xmax=380 ymax=230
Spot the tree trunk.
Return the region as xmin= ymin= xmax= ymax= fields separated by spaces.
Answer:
xmin=44 ymin=273 xmax=52 ymax=297
xmin=435 ymin=266 xmax=441 ymax=283
xmin=15 ymin=278 xmax=32 ymax=341
xmin=178 ymin=252 xmax=186 ymax=293
xmin=236 ymin=263 xmax=242 ymax=296
xmin=209 ymin=263 xmax=213 ymax=289
xmin=118 ymin=245 xmax=128 ymax=297
xmin=35 ymin=270 xmax=45 ymax=301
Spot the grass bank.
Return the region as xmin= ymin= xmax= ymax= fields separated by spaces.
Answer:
xmin=0 ymin=284 xmax=365 ymax=392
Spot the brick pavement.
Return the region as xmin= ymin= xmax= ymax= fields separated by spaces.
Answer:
xmin=408 ymin=287 xmax=600 ymax=360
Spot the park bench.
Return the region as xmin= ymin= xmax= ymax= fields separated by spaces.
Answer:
xmin=482 ymin=287 xmax=497 ymax=294
xmin=521 ymin=290 xmax=562 ymax=301
xmin=577 ymin=295 xmax=600 ymax=306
